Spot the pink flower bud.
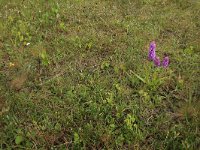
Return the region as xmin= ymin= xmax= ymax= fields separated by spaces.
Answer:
xmin=154 ymin=56 xmax=161 ymax=67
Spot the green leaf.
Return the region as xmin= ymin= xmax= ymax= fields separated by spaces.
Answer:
xmin=129 ymin=70 xmax=146 ymax=83
xmin=101 ymin=61 xmax=110 ymax=69
xmin=74 ymin=132 xmax=79 ymax=143
xmin=55 ymin=123 xmax=62 ymax=131
xmin=15 ymin=135 xmax=24 ymax=145
xmin=39 ymin=50 xmax=50 ymax=66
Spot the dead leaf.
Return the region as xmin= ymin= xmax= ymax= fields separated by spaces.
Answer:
xmin=10 ymin=73 xmax=27 ymax=90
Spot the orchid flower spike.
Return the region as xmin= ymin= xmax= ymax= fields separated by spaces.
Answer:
xmin=162 ymin=56 xmax=169 ymax=68
xmin=148 ymin=41 xmax=156 ymax=61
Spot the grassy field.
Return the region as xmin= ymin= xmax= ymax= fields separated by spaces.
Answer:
xmin=0 ymin=0 xmax=200 ymax=149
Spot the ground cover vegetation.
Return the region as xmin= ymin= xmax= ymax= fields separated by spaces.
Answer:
xmin=0 ymin=0 xmax=200 ymax=149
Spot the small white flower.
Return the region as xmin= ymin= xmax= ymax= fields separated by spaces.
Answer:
xmin=26 ymin=43 xmax=30 ymax=46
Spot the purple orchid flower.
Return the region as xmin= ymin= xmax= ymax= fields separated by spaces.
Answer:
xmin=148 ymin=41 xmax=156 ymax=61
xmin=162 ymin=56 xmax=169 ymax=68
xmin=154 ymin=56 xmax=161 ymax=67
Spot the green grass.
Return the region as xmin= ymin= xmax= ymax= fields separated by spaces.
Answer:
xmin=0 ymin=0 xmax=200 ymax=149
